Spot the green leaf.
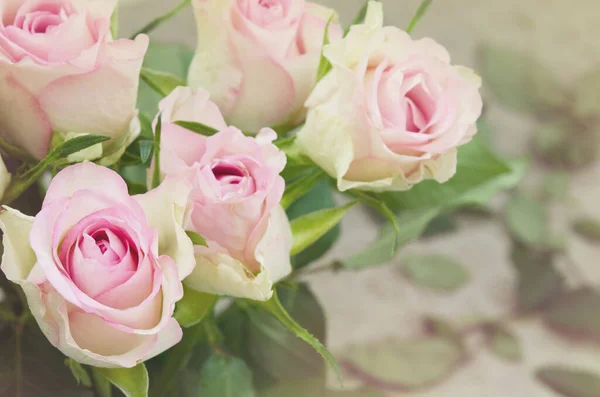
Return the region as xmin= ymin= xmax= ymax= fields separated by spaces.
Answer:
xmin=511 ymin=243 xmax=564 ymax=312
xmin=139 ymin=140 xmax=153 ymax=166
xmin=200 ymin=353 xmax=255 ymax=397
xmin=259 ymin=378 xmax=383 ymax=397
xmin=129 ymin=0 xmax=192 ymax=38
xmin=92 ymin=369 xmax=112 ymax=397
xmin=0 ymin=325 xmax=93 ymax=396
xmin=572 ymin=218 xmax=600 ymax=243
xmin=381 ymin=138 xmax=512 ymax=212
xmin=315 ymin=18 xmax=333 ymax=83
xmin=94 ymin=365 xmax=148 ymax=397
xmin=536 ymin=366 xmax=600 ymax=397
xmin=543 ymin=288 xmax=600 ymax=342
xmin=151 ymin=115 xmax=162 ymax=189
xmin=65 ymin=359 xmax=92 ymax=387
xmin=137 ymin=42 xmax=194 ymax=115
xmin=489 ymin=326 xmax=522 ymax=362
xmin=110 ymin=5 xmax=118 ymax=38
xmin=406 ymin=0 xmax=433 ymax=33
xmin=505 ymin=193 xmax=549 ymax=247
xmin=340 ymin=336 xmax=463 ymax=390
xmin=281 ymin=168 xmax=325 ymax=210
xmin=252 ymin=290 xmax=341 ymax=384
xmin=287 ymin=180 xmax=341 ymax=269
xmin=478 ymin=45 xmax=566 ymax=115
xmin=174 ymin=120 xmax=220 ymax=137
xmin=174 ymin=284 xmax=217 ymax=328
xmin=56 ymin=134 xmax=110 ymax=158
xmin=290 ymin=201 xmax=358 ymax=256
xmin=401 ymin=254 xmax=469 ymax=292
xmin=350 ymin=190 xmax=400 ymax=254
xmin=342 ymin=208 xmax=440 ymax=269
xmin=542 ymin=172 xmax=570 ymax=201
xmin=185 ymin=230 xmax=208 ymax=247
xmin=247 ymin=284 xmax=326 ymax=382
xmin=344 ymin=0 xmax=370 ymax=36
xmin=140 ymin=68 xmax=185 ymax=98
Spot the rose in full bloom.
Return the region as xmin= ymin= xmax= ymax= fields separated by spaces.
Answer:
xmin=0 ymin=162 xmax=195 ymax=367
xmin=157 ymin=87 xmax=292 ymax=301
xmin=297 ymin=1 xmax=483 ymax=192
xmin=0 ymin=0 xmax=148 ymax=162
xmin=187 ymin=0 xmax=342 ymax=132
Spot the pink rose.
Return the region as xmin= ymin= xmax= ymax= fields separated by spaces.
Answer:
xmin=0 ymin=162 xmax=195 ymax=367
xmin=297 ymin=2 xmax=483 ymax=192
xmin=0 ymin=0 xmax=148 ymax=161
xmin=157 ymin=87 xmax=293 ymax=301
xmin=187 ymin=0 xmax=342 ymax=132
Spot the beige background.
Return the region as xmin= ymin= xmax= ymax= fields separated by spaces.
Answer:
xmin=120 ymin=1 xmax=600 ymax=395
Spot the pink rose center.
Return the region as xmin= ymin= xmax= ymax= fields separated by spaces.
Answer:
xmin=59 ymin=216 xmax=141 ymax=298
xmin=237 ymin=0 xmax=291 ymax=27
xmin=367 ymin=60 xmax=441 ymax=135
xmin=210 ymin=158 xmax=257 ymax=199
xmin=0 ymin=0 xmax=100 ymax=63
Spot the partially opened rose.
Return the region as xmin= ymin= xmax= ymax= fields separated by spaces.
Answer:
xmin=297 ymin=1 xmax=483 ymax=192
xmin=0 ymin=0 xmax=148 ymax=162
xmin=157 ymin=87 xmax=292 ymax=301
xmin=0 ymin=162 xmax=195 ymax=367
xmin=187 ymin=0 xmax=342 ymax=132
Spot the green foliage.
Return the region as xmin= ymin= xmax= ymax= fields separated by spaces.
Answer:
xmin=140 ymin=68 xmax=185 ymax=98
xmin=185 ymin=231 xmax=208 ymax=247
xmin=344 ymin=0 xmax=371 ymax=36
xmin=94 ymin=365 xmax=148 ymax=397
xmin=572 ymin=218 xmax=600 ymax=243
xmin=290 ymin=200 xmax=358 ymax=257
xmin=315 ymin=18 xmax=333 ymax=83
xmin=536 ymin=366 xmax=600 ymax=397
xmin=65 ymin=359 xmax=92 ymax=387
xmin=281 ymin=168 xmax=326 ymax=210
xmin=543 ymin=288 xmax=600 ymax=342
xmin=199 ymin=352 xmax=256 ymax=397
xmin=406 ymin=0 xmax=433 ymax=33
xmin=151 ymin=114 xmax=162 ymax=189
xmin=505 ymin=193 xmax=550 ymax=248
xmin=174 ymin=285 xmax=217 ymax=328
xmin=287 ymin=181 xmax=341 ymax=269
xmin=174 ymin=120 xmax=220 ymax=136
xmin=488 ymin=325 xmax=522 ymax=362
xmin=400 ymin=254 xmax=470 ymax=292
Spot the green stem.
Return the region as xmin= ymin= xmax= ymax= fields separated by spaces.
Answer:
xmin=406 ymin=0 xmax=433 ymax=34
xmin=130 ymin=0 xmax=192 ymax=39
xmin=91 ymin=367 xmax=112 ymax=397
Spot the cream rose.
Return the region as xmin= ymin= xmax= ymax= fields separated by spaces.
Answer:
xmin=0 ymin=0 xmax=148 ymax=162
xmin=187 ymin=0 xmax=342 ymax=132
xmin=0 ymin=162 xmax=195 ymax=367
xmin=296 ymin=1 xmax=483 ymax=192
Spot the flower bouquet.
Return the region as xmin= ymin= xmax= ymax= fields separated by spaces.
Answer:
xmin=0 ymin=0 xmax=515 ymax=396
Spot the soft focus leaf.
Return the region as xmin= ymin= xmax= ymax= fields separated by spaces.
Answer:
xmin=287 ymin=181 xmax=341 ymax=269
xmin=0 ymin=325 xmax=92 ymax=396
xmin=489 ymin=326 xmax=522 ymax=362
xmin=174 ymin=284 xmax=216 ymax=328
xmin=110 ymin=6 xmax=118 ymax=38
xmin=199 ymin=353 xmax=255 ymax=397
xmin=573 ymin=66 xmax=600 ymax=119
xmin=137 ymin=42 xmax=194 ymax=115
xmin=174 ymin=120 xmax=220 ymax=137
xmin=259 ymin=378 xmax=383 ymax=397
xmin=344 ymin=0 xmax=370 ymax=36
xmin=401 ymin=254 xmax=469 ymax=292
xmin=537 ymin=366 xmax=600 ymax=397
xmin=343 ymin=208 xmax=440 ymax=269
xmin=290 ymin=201 xmax=358 ymax=256
xmin=422 ymin=214 xmax=457 ymax=238
xmin=351 ymin=190 xmax=400 ymax=253
xmin=340 ymin=337 xmax=463 ymax=391
xmin=140 ymin=68 xmax=185 ymax=98
xmin=511 ymin=244 xmax=565 ymax=312
xmin=542 ymin=172 xmax=571 ymax=201
xmin=281 ymin=168 xmax=326 ymax=210
xmin=151 ymin=114 xmax=162 ymax=189
xmin=65 ymin=359 xmax=92 ymax=387
xmin=94 ymin=365 xmax=148 ymax=397
xmin=505 ymin=194 xmax=549 ymax=247
xmin=543 ymin=288 xmax=600 ymax=342
xmin=406 ymin=0 xmax=433 ymax=33
xmin=532 ymin=119 xmax=598 ymax=170
xmin=139 ymin=139 xmax=153 ymax=165
xmin=252 ymin=290 xmax=341 ymax=384
xmin=381 ymin=139 xmax=512 ymax=212
xmin=247 ymin=284 xmax=326 ymax=382
xmin=572 ymin=218 xmax=600 ymax=243
xmin=478 ymin=45 xmax=566 ymax=115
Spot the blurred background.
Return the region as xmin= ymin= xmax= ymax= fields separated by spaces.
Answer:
xmin=50 ymin=0 xmax=600 ymax=396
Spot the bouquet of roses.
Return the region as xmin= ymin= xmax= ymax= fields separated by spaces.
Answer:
xmin=0 ymin=0 xmax=510 ymax=395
